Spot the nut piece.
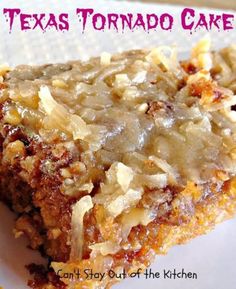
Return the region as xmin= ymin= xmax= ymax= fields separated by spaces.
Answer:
xmin=4 ymin=107 xmax=22 ymax=125
xmin=3 ymin=140 xmax=25 ymax=165
xmin=52 ymin=79 xmax=68 ymax=89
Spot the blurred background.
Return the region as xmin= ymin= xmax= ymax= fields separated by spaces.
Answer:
xmin=0 ymin=0 xmax=235 ymax=65
xmin=129 ymin=0 xmax=235 ymax=10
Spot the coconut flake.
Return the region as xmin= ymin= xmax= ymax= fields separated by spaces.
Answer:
xmin=138 ymin=173 xmax=167 ymax=189
xmin=132 ymin=71 xmax=147 ymax=84
xmin=70 ymin=195 xmax=93 ymax=261
xmin=116 ymin=162 xmax=134 ymax=192
xmin=149 ymin=156 xmax=178 ymax=184
xmin=191 ymin=38 xmax=212 ymax=70
xmin=107 ymin=189 xmax=142 ymax=218
xmin=121 ymin=208 xmax=155 ymax=240
xmin=114 ymin=74 xmax=131 ymax=88
xmin=89 ymin=241 xmax=120 ymax=256
xmin=39 ymin=86 xmax=58 ymax=115
xmin=69 ymin=114 xmax=90 ymax=140
xmin=100 ymin=52 xmax=112 ymax=66
xmin=187 ymin=70 xmax=211 ymax=84
xmin=146 ymin=46 xmax=178 ymax=71
xmin=39 ymin=86 xmax=90 ymax=140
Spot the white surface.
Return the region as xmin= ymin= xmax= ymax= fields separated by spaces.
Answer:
xmin=0 ymin=1 xmax=236 ymax=289
xmin=0 ymin=203 xmax=46 ymax=289
xmin=0 ymin=0 xmax=235 ymax=65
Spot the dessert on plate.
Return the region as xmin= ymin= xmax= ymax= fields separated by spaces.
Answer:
xmin=0 ymin=39 xmax=236 ymax=289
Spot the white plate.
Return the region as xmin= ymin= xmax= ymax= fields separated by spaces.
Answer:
xmin=0 ymin=1 xmax=236 ymax=289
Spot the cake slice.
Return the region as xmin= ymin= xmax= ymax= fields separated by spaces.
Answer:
xmin=0 ymin=39 xmax=236 ymax=289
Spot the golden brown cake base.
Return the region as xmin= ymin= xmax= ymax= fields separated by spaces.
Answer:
xmin=0 ymin=40 xmax=236 ymax=288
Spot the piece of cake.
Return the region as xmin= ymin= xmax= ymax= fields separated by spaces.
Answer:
xmin=0 ymin=39 xmax=236 ymax=289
